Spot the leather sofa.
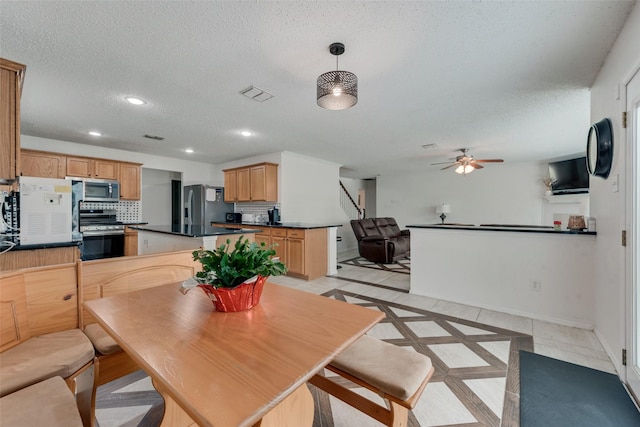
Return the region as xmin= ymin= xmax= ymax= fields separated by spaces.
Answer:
xmin=350 ymin=217 xmax=410 ymax=264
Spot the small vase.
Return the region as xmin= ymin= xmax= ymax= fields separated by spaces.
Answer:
xmin=198 ymin=275 xmax=268 ymax=312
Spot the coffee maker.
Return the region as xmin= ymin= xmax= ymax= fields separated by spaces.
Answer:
xmin=267 ymin=207 xmax=280 ymax=225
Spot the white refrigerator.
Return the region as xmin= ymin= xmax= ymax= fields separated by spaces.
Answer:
xmin=19 ymin=176 xmax=73 ymax=245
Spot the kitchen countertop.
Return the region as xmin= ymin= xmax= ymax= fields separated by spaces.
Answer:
xmin=131 ymin=224 xmax=262 ymax=238
xmin=407 ymin=224 xmax=596 ymax=235
xmin=5 ymin=241 xmax=82 ymax=251
xmin=213 ymin=222 xmax=342 ymax=229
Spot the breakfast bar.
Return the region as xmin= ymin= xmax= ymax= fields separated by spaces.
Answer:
xmin=132 ymin=224 xmax=260 ymax=255
xmin=407 ymin=224 xmax=597 ymax=328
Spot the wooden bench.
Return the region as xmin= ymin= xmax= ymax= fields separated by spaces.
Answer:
xmin=0 ymin=265 xmax=96 ymax=427
xmin=0 ymin=376 xmax=85 ymax=426
xmin=309 ymin=335 xmax=434 ymax=427
xmin=78 ymin=249 xmax=202 ymax=386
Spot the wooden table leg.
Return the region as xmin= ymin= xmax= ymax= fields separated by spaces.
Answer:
xmin=152 ymin=380 xmax=197 ymax=427
xmin=253 ymin=383 xmax=314 ymax=427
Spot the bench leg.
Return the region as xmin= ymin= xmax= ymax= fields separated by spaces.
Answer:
xmin=65 ymin=358 xmax=98 ymax=427
xmin=387 ymin=401 xmax=409 ymax=427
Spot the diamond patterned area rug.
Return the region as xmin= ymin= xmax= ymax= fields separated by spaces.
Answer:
xmin=94 ymin=290 xmax=532 ymax=427
xmin=340 ymin=256 xmax=411 ymax=274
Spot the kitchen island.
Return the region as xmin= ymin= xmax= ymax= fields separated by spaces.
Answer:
xmin=407 ymin=224 xmax=596 ymax=328
xmin=131 ymin=225 xmax=260 ymax=255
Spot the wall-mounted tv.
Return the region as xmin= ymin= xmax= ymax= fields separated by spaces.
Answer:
xmin=548 ymin=157 xmax=589 ymax=195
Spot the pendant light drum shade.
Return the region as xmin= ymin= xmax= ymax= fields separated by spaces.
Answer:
xmin=317 ymin=42 xmax=358 ymax=110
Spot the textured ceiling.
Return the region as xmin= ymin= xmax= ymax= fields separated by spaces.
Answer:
xmin=1 ymin=1 xmax=635 ymax=178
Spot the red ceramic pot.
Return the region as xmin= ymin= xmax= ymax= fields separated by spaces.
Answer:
xmin=198 ymin=275 xmax=268 ymax=312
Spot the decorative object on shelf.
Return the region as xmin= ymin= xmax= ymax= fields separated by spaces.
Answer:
xmin=317 ymin=42 xmax=358 ymax=110
xmin=188 ymin=236 xmax=287 ymax=312
xmin=436 ymin=203 xmax=451 ymax=224
xmin=567 ymin=215 xmax=586 ymax=231
xmin=586 ymin=118 xmax=613 ymax=179
xmin=542 ymin=175 xmax=553 ymax=195
xmin=553 ymin=220 xmax=562 ymax=231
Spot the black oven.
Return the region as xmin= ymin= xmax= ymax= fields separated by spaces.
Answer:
xmin=81 ymin=230 xmax=125 ymax=260
xmin=79 ymin=209 xmax=125 ymax=260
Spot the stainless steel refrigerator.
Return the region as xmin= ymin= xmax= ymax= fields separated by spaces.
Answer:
xmin=184 ymin=185 xmax=234 ymax=227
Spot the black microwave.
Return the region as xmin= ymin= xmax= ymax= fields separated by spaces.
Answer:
xmin=226 ymin=212 xmax=242 ymax=223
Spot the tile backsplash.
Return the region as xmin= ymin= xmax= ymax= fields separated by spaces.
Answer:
xmin=81 ymin=201 xmax=142 ymax=223
xmin=235 ymin=201 xmax=281 ymax=221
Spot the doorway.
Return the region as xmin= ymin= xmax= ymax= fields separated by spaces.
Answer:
xmin=625 ymin=66 xmax=640 ymax=398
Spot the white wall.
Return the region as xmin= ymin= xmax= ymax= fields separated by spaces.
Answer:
xmin=141 ymin=168 xmax=180 ymax=225
xmin=589 ymin=3 xmax=640 ymax=375
xmin=376 ymin=161 xmax=548 ymax=228
xmin=21 ymin=135 xmax=217 ymax=185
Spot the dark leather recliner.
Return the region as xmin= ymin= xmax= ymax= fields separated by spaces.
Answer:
xmin=350 ymin=218 xmax=410 ymax=264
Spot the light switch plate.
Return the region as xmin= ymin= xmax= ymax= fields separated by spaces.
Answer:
xmin=611 ymin=174 xmax=619 ymax=193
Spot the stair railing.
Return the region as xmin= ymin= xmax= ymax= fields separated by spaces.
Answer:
xmin=339 ymin=180 xmax=364 ymax=220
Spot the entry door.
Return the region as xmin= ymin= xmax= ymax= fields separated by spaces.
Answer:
xmin=626 ymin=67 xmax=640 ymax=397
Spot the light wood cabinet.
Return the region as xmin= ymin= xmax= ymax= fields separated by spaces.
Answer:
xmin=223 ymin=162 xmax=278 ymax=202
xmin=223 ymin=170 xmax=237 ymax=202
xmin=0 ymin=58 xmax=26 ymax=182
xmin=18 ymin=149 xmax=142 ymax=200
xmin=66 ymin=156 xmax=118 ymax=179
xmin=124 ymin=226 xmax=138 ymax=256
xmin=119 ymin=162 xmax=141 ymax=200
xmin=210 ymin=223 xmax=328 ymax=280
xmin=20 ymin=150 xmax=66 ymax=178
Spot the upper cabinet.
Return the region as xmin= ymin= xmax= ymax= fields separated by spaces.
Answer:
xmin=0 ymin=58 xmax=26 ymax=183
xmin=223 ymin=162 xmax=278 ymax=202
xmin=21 ymin=150 xmax=66 ymax=178
xmin=19 ymin=149 xmax=142 ymax=200
xmin=66 ymin=156 xmax=118 ymax=179
xmin=119 ymin=162 xmax=141 ymax=200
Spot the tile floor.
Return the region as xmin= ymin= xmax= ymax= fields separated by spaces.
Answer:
xmin=95 ymin=250 xmax=618 ymax=427
xmin=271 ymin=250 xmax=617 ymax=378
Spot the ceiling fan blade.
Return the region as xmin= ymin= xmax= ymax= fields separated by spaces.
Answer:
xmin=474 ymin=159 xmax=504 ymax=163
xmin=469 ymin=161 xmax=484 ymax=169
xmin=440 ymin=163 xmax=458 ymax=170
xmin=431 ymin=161 xmax=455 ymax=165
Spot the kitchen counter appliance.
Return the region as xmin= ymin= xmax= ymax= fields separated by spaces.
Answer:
xmin=80 ymin=208 xmax=124 ymax=260
xmin=67 ymin=177 xmax=120 ymax=202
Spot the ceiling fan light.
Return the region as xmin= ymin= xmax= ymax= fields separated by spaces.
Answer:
xmin=455 ymin=164 xmax=475 ymax=174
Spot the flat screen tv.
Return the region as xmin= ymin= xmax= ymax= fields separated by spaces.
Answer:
xmin=548 ymin=157 xmax=589 ymax=195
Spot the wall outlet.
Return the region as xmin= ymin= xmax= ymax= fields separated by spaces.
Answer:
xmin=143 ymin=239 xmax=149 ymax=248
xmin=530 ymin=280 xmax=542 ymax=292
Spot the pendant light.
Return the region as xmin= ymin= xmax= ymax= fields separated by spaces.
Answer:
xmin=317 ymin=42 xmax=358 ymax=110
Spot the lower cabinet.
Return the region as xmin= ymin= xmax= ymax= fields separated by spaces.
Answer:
xmin=124 ymin=227 xmax=138 ymax=256
xmin=209 ymin=224 xmax=328 ymax=280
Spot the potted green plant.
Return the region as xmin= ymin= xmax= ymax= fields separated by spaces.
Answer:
xmin=191 ymin=236 xmax=287 ymax=312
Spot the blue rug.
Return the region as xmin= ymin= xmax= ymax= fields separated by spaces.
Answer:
xmin=520 ymin=350 xmax=640 ymax=427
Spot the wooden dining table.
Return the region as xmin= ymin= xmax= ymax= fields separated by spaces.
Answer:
xmin=83 ymin=282 xmax=384 ymax=427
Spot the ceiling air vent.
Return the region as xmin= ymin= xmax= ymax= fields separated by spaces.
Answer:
xmin=144 ymin=134 xmax=165 ymax=141
xmin=240 ymin=85 xmax=274 ymax=102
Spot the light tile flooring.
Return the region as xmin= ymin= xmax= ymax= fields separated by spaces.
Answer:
xmin=271 ymin=250 xmax=616 ymax=377
xmin=95 ymin=251 xmax=617 ymax=427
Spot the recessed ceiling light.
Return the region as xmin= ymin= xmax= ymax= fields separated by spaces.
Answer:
xmin=125 ymin=97 xmax=146 ymax=105
xmin=185 ymin=148 xmax=194 ymax=153
xmin=240 ymin=131 xmax=252 ymax=137
xmin=89 ymin=131 xmax=102 ymax=136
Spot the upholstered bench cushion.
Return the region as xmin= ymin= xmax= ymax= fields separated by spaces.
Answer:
xmin=0 ymin=376 xmax=83 ymax=427
xmin=331 ymin=335 xmax=433 ymax=401
xmin=0 ymin=329 xmax=94 ymax=397
xmin=84 ymin=323 xmax=121 ymax=355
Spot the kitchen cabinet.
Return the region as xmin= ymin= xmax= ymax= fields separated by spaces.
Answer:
xmin=0 ymin=58 xmax=26 ymax=182
xmin=66 ymin=156 xmax=118 ymax=179
xmin=222 ymin=162 xmax=278 ymax=202
xmin=124 ymin=226 xmax=138 ymax=256
xmin=223 ymin=170 xmax=237 ymax=202
xmin=20 ymin=150 xmax=66 ymax=178
xmin=119 ymin=162 xmax=141 ymax=200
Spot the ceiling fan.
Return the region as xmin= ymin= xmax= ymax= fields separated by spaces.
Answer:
xmin=431 ymin=148 xmax=504 ymax=174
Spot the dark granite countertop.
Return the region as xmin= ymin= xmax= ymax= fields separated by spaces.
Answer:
xmin=5 ymin=241 xmax=82 ymax=251
xmin=121 ymin=221 xmax=148 ymax=226
xmin=406 ymin=224 xmax=596 ymax=235
xmin=131 ymin=224 xmax=262 ymax=238
xmin=212 ymin=221 xmax=342 ymax=229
